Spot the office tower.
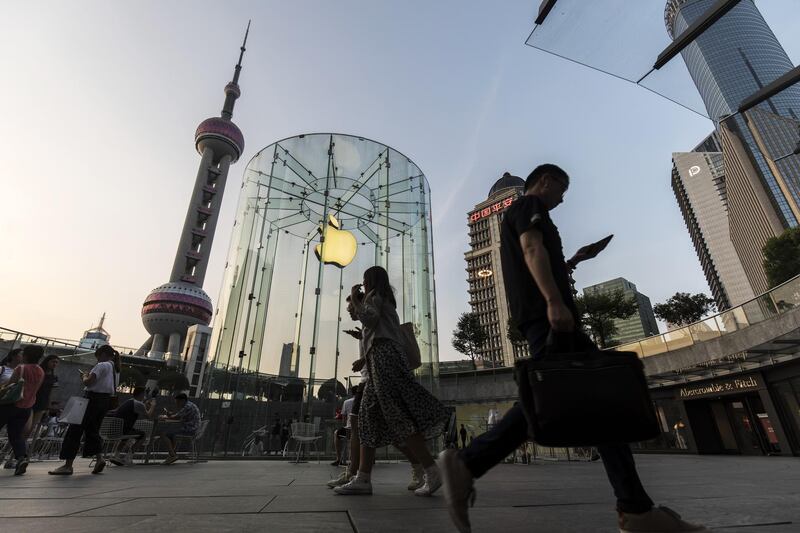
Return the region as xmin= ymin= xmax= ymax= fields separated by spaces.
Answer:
xmin=139 ymin=25 xmax=249 ymax=364
xmin=672 ymin=133 xmax=755 ymax=309
xmin=665 ymin=0 xmax=800 ymax=293
xmin=583 ymin=278 xmax=659 ymax=345
xmin=465 ymin=172 xmax=529 ymax=367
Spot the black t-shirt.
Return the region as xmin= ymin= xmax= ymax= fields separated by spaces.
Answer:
xmin=500 ymin=195 xmax=577 ymax=330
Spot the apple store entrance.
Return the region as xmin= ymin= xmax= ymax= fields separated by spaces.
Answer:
xmin=197 ymin=133 xmax=439 ymax=457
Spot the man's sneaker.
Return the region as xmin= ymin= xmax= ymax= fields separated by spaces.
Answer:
xmin=48 ymin=465 xmax=73 ymax=475
xmin=326 ymin=470 xmax=353 ymax=489
xmin=619 ymin=506 xmax=710 ymax=533
xmin=109 ymin=456 xmax=126 ymax=467
xmin=3 ymin=459 xmax=17 ymax=470
xmin=414 ymin=467 xmax=443 ymax=497
xmin=438 ymin=449 xmax=476 ymax=533
xmin=162 ymin=455 xmax=178 ymax=466
xmin=14 ymin=457 xmax=29 ymax=476
xmin=92 ymin=458 xmax=107 ymax=474
xmin=407 ymin=466 xmax=424 ymax=490
xmin=333 ymin=477 xmax=373 ymax=495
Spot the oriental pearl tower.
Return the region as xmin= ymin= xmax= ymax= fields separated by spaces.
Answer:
xmin=137 ymin=23 xmax=249 ymax=365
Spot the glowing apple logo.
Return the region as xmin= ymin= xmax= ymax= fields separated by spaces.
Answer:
xmin=315 ymin=215 xmax=357 ymax=268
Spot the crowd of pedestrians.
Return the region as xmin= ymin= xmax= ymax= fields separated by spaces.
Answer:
xmin=1 ymin=164 xmax=711 ymax=530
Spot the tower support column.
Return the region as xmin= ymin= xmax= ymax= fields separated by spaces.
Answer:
xmin=149 ymin=333 xmax=167 ymax=360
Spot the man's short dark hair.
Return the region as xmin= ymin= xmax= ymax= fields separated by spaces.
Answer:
xmin=174 ymin=392 xmax=188 ymax=401
xmin=132 ymin=386 xmax=146 ymax=397
xmin=525 ymin=164 xmax=569 ymax=191
xmin=22 ymin=345 xmax=45 ymax=364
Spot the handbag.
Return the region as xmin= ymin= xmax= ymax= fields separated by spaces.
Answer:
xmin=0 ymin=379 xmax=25 ymax=405
xmin=400 ymin=322 xmax=422 ymax=370
xmin=61 ymin=396 xmax=90 ymax=425
xmin=514 ymin=331 xmax=659 ymax=447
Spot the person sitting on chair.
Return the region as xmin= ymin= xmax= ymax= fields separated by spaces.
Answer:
xmin=158 ymin=392 xmax=200 ymax=465
xmin=108 ymin=387 xmax=156 ymax=466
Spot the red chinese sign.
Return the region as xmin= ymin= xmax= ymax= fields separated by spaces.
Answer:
xmin=469 ymin=197 xmax=514 ymax=223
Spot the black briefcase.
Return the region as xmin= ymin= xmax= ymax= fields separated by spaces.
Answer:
xmin=514 ymin=332 xmax=660 ymax=447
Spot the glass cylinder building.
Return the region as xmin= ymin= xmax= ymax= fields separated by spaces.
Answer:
xmin=204 ymin=134 xmax=438 ymax=428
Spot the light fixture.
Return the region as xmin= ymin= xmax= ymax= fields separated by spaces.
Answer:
xmin=477 ymin=269 xmax=493 ymax=278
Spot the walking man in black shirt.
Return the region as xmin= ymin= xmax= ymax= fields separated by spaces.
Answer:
xmin=438 ymin=165 xmax=707 ymax=533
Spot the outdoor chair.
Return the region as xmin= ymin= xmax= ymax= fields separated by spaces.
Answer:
xmin=99 ymin=416 xmax=125 ymax=454
xmin=172 ymin=419 xmax=209 ymax=463
xmin=287 ymin=422 xmax=322 ymax=464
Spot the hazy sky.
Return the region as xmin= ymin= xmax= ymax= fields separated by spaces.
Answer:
xmin=1 ymin=1 xmax=799 ymax=361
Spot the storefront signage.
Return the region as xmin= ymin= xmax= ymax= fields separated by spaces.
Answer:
xmin=678 ymin=376 xmax=759 ymax=398
xmin=469 ymin=197 xmax=514 ymax=223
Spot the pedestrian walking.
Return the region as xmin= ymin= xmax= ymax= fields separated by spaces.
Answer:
xmin=0 ymin=345 xmax=45 ymax=475
xmin=334 ymin=266 xmax=449 ymax=497
xmin=0 ymin=348 xmax=24 ymax=469
xmin=49 ymin=344 xmax=118 ymax=476
xmin=438 ymin=164 xmax=708 ymax=533
xmin=328 ymin=297 xmax=426 ymax=493
xmin=25 ymin=355 xmax=60 ymax=453
xmin=459 ymin=424 xmax=467 ymax=449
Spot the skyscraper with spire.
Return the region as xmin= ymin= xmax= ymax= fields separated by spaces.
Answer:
xmin=138 ymin=23 xmax=249 ymax=364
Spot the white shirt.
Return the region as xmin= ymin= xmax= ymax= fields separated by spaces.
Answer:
xmin=342 ymin=397 xmax=355 ymax=429
xmin=85 ymin=361 xmax=116 ymax=393
xmin=0 ymin=365 xmax=14 ymax=386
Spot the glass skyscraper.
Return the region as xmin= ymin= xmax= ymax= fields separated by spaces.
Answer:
xmin=666 ymin=0 xmax=800 ymax=293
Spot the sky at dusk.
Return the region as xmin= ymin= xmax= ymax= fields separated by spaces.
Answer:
xmin=1 ymin=1 xmax=799 ymax=362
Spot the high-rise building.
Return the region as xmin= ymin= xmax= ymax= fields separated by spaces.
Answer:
xmin=464 ymin=173 xmax=529 ymax=368
xmin=278 ymin=343 xmax=298 ymax=378
xmin=583 ymin=278 xmax=659 ymax=345
xmin=665 ymin=0 xmax=800 ymax=294
xmin=137 ymin=26 xmax=249 ymax=364
xmin=671 ymin=134 xmax=755 ymax=309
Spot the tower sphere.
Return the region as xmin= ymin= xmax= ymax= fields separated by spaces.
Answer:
xmin=195 ymin=117 xmax=244 ymax=162
xmin=141 ymin=281 xmax=213 ymax=337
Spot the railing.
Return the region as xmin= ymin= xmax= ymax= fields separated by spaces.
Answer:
xmin=0 ymin=326 xmax=139 ymax=356
xmin=616 ymin=274 xmax=800 ymax=358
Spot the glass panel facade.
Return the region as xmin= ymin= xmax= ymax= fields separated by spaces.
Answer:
xmin=198 ymin=134 xmax=438 ymax=455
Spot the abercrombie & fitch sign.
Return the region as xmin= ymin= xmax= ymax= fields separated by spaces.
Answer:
xmin=678 ymin=376 xmax=759 ymax=399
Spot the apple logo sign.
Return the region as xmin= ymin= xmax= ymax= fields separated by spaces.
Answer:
xmin=689 ymin=165 xmax=701 ymax=177
xmin=315 ymin=215 xmax=357 ymax=268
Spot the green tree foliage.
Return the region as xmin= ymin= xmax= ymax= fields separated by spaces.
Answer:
xmin=653 ymin=292 xmax=716 ymax=327
xmin=575 ymin=290 xmax=638 ymax=348
xmin=506 ymin=317 xmax=527 ymax=346
xmin=119 ymin=365 xmax=145 ymax=390
xmin=763 ymin=227 xmax=800 ymax=288
xmin=452 ymin=312 xmax=488 ymax=370
xmin=157 ymin=370 xmax=190 ymax=393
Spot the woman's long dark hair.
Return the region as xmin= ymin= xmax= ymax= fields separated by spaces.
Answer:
xmin=39 ymin=354 xmax=60 ymax=374
xmin=363 ymin=266 xmax=397 ymax=309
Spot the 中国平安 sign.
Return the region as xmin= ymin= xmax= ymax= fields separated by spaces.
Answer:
xmin=469 ymin=197 xmax=514 ymax=223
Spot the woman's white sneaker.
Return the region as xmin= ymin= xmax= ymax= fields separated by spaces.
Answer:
xmin=333 ymin=477 xmax=373 ymax=495
xmin=414 ymin=467 xmax=442 ymax=496
xmin=408 ymin=465 xmax=424 ymax=490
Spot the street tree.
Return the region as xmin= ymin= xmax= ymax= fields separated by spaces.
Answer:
xmin=575 ymin=290 xmax=638 ymax=348
xmin=653 ymin=292 xmax=716 ymax=327
xmin=763 ymin=227 xmax=800 ymax=288
xmin=452 ymin=312 xmax=488 ymax=370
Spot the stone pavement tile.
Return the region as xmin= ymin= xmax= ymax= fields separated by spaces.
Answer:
xmin=112 ymin=512 xmax=354 ymax=533
xmin=264 ymin=486 xmax=448 ymax=513
xmin=351 ymin=504 xmax=621 ymax=533
xmin=0 ymin=516 xmax=151 ymax=533
xmin=658 ymin=494 xmax=800 ymax=530
xmin=0 ymin=497 xmax=131 ymax=518
xmin=0 ymin=487 xmax=130 ymax=499
xmin=73 ymin=495 xmax=275 ymax=516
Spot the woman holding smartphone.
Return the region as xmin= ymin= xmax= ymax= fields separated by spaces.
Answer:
xmin=334 ymin=266 xmax=449 ymax=497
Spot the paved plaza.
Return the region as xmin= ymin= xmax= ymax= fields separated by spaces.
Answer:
xmin=0 ymin=455 xmax=796 ymax=532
